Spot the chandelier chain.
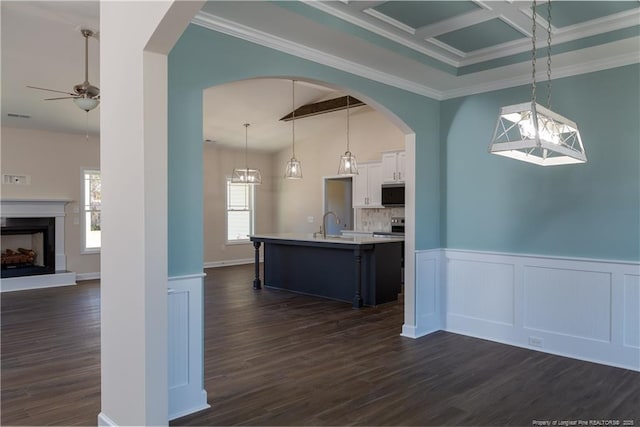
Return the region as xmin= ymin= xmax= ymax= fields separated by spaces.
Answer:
xmin=531 ymin=0 xmax=537 ymax=105
xmin=546 ymin=0 xmax=552 ymax=109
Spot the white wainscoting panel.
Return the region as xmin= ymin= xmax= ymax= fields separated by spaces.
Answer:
xmin=524 ymin=267 xmax=612 ymax=342
xmin=441 ymin=249 xmax=640 ymax=371
xmin=169 ymin=290 xmax=190 ymax=388
xmin=448 ymin=259 xmax=515 ymax=326
xmin=624 ymin=275 xmax=640 ymax=349
xmin=168 ymin=274 xmax=210 ymax=420
xmin=409 ymin=250 xmax=443 ymax=338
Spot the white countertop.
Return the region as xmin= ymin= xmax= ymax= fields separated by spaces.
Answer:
xmin=250 ymin=232 xmax=404 ymax=245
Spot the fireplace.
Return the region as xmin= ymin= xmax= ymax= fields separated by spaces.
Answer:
xmin=0 ymin=199 xmax=75 ymax=292
xmin=1 ymin=217 xmax=56 ymax=278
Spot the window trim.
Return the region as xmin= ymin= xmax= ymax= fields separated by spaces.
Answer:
xmin=225 ymin=178 xmax=255 ymax=245
xmin=81 ymin=168 xmax=101 ymax=254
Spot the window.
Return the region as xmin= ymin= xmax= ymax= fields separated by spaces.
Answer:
xmin=226 ymin=179 xmax=254 ymax=243
xmin=82 ymin=169 xmax=101 ymax=252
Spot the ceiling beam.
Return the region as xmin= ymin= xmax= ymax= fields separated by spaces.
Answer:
xmin=280 ymin=95 xmax=364 ymax=121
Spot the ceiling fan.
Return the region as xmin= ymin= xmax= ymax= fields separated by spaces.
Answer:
xmin=28 ymin=28 xmax=100 ymax=112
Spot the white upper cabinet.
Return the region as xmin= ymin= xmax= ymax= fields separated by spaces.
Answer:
xmin=381 ymin=151 xmax=406 ymax=183
xmin=353 ymin=162 xmax=383 ymax=208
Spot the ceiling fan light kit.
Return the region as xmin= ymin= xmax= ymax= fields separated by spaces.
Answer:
xmin=73 ymin=96 xmax=99 ymax=112
xmin=489 ymin=0 xmax=586 ymax=166
xmin=27 ymin=28 xmax=100 ymax=113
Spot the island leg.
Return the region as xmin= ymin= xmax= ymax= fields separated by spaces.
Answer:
xmin=353 ymin=248 xmax=363 ymax=309
xmin=253 ymin=241 xmax=262 ymax=290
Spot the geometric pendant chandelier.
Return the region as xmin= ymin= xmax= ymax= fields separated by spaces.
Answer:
xmin=489 ymin=0 xmax=586 ymax=166
xmin=489 ymin=102 xmax=586 ymax=166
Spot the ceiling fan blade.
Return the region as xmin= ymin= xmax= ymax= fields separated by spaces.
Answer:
xmin=44 ymin=96 xmax=78 ymax=101
xmin=27 ymin=86 xmax=76 ymax=96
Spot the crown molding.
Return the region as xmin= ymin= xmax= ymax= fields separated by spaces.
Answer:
xmin=191 ymin=11 xmax=445 ymax=100
xmin=191 ymin=10 xmax=639 ymax=103
xmin=362 ymin=8 xmax=416 ymax=35
xmin=302 ymin=0 xmax=459 ymax=67
xmin=442 ymin=48 xmax=640 ymax=100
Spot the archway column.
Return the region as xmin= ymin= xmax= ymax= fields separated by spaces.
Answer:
xmin=99 ymin=2 xmax=204 ymax=425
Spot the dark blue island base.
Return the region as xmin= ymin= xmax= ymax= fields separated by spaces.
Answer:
xmin=250 ymin=234 xmax=403 ymax=308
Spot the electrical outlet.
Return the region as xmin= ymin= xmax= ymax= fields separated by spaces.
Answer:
xmin=307 ymin=216 xmax=314 ymax=223
xmin=529 ymin=336 xmax=544 ymax=348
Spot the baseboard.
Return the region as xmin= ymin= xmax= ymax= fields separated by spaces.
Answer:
xmin=76 ymin=272 xmax=101 ymax=281
xmin=97 ymin=412 xmax=118 ymax=427
xmin=446 ymin=327 xmax=640 ymax=372
xmin=203 ymin=257 xmax=263 ymax=269
xmin=169 ymin=392 xmax=210 ymax=421
xmin=400 ymin=324 xmax=419 ymax=338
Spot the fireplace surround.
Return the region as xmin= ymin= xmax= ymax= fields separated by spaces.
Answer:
xmin=0 ymin=199 xmax=76 ymax=292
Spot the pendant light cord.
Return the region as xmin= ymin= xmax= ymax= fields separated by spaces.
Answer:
xmin=292 ymin=80 xmax=296 ymax=158
xmin=244 ymin=123 xmax=249 ymax=172
xmin=346 ymin=95 xmax=350 ymax=153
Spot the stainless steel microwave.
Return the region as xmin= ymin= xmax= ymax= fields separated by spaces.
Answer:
xmin=381 ymin=184 xmax=405 ymax=207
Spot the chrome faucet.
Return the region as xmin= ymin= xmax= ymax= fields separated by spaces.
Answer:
xmin=322 ymin=211 xmax=341 ymax=239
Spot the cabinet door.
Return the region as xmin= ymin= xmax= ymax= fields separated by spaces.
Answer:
xmin=396 ymin=151 xmax=406 ymax=183
xmin=381 ymin=153 xmax=398 ymax=183
xmin=352 ymin=169 xmax=368 ymax=207
xmin=367 ymin=162 xmax=383 ymax=207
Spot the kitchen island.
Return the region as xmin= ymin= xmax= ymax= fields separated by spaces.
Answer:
xmin=249 ymin=233 xmax=403 ymax=308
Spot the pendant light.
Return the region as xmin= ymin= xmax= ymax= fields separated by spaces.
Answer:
xmin=232 ymin=123 xmax=262 ymax=184
xmin=337 ymin=95 xmax=358 ymax=175
xmin=489 ymin=0 xmax=586 ymax=166
xmin=284 ymin=80 xmax=302 ymax=179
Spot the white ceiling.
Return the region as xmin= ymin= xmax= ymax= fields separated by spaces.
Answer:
xmin=2 ymin=1 xmax=638 ymax=149
xmin=1 ymin=1 xmax=100 ymax=136
xmin=203 ymin=78 xmax=341 ymax=152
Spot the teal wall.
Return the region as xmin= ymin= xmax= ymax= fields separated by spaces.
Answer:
xmin=168 ymin=25 xmax=441 ymax=276
xmin=169 ymin=25 xmax=638 ymax=276
xmin=441 ymin=64 xmax=640 ymax=261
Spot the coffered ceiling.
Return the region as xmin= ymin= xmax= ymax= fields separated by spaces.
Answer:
xmin=2 ymin=1 xmax=638 ymax=149
xmin=304 ymin=1 xmax=640 ymax=69
xmin=197 ymin=1 xmax=639 ymax=98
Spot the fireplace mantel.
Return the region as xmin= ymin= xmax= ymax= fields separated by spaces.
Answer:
xmin=1 ymin=199 xmax=76 ymax=292
xmin=1 ymin=198 xmax=71 ymax=217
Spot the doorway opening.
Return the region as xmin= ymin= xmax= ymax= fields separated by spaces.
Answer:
xmin=323 ymin=177 xmax=353 ymax=235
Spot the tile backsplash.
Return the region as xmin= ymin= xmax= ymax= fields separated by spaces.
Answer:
xmin=356 ymin=207 xmax=405 ymax=232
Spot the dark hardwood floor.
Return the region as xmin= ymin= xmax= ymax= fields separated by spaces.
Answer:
xmin=1 ymin=279 xmax=101 ymax=425
xmin=2 ymin=264 xmax=639 ymax=426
